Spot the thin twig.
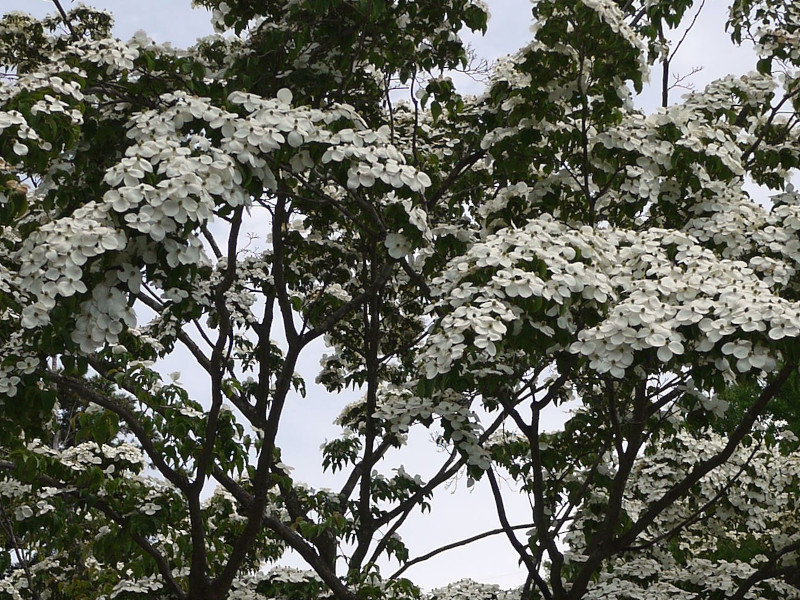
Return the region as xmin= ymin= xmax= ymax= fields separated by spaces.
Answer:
xmin=50 ymin=0 xmax=78 ymax=40
xmin=390 ymin=522 xmax=536 ymax=579
xmin=668 ymin=0 xmax=707 ymax=63
xmin=0 ymin=498 xmax=43 ymax=600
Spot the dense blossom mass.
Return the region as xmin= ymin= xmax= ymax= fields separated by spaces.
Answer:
xmin=0 ymin=0 xmax=800 ymax=599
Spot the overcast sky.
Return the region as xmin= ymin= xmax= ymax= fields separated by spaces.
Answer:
xmin=3 ymin=0 xmax=761 ymax=590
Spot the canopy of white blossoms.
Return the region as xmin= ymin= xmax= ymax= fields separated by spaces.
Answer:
xmin=421 ymin=215 xmax=798 ymax=381
xmin=0 ymin=40 xmax=432 ymax=376
xmin=0 ymin=0 xmax=799 ymax=599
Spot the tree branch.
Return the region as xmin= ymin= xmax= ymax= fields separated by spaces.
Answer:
xmin=614 ymin=362 xmax=796 ymax=551
xmin=48 ymin=373 xmax=190 ymax=492
xmin=51 ymin=0 xmax=78 ymax=40
xmin=487 ymin=469 xmax=553 ymax=600
xmin=390 ymin=522 xmax=536 ymax=580
xmin=0 ymin=497 xmax=42 ymax=600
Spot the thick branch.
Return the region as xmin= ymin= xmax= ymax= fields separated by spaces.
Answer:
xmin=615 ymin=362 xmax=795 ymax=551
xmin=272 ymin=190 xmax=300 ymax=345
xmin=349 ymin=250 xmax=384 ymax=574
xmin=210 ymin=467 xmax=357 ymax=600
xmin=627 ymin=439 xmax=763 ymax=552
xmin=730 ymin=537 xmax=800 ymax=600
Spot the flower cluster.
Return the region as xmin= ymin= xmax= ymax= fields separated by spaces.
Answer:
xmin=429 ymin=579 xmax=519 ymax=600
xmin=372 ymin=385 xmax=491 ymax=470
xmin=3 ymin=70 xmax=437 ymax=358
xmin=26 ymin=438 xmax=146 ymax=475
xmin=579 ymin=0 xmax=648 ymax=73
xmin=423 ymin=216 xmax=800 ymax=380
xmin=16 ymin=203 xmax=127 ymax=325
xmin=0 ymin=66 xmax=87 ymax=158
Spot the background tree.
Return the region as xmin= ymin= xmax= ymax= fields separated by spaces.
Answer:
xmin=0 ymin=1 xmax=799 ymax=600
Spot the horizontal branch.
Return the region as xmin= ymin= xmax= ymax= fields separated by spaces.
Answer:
xmin=390 ymin=522 xmax=536 ymax=579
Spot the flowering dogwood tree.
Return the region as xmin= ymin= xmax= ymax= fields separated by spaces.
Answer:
xmin=1 ymin=0 xmax=800 ymax=599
